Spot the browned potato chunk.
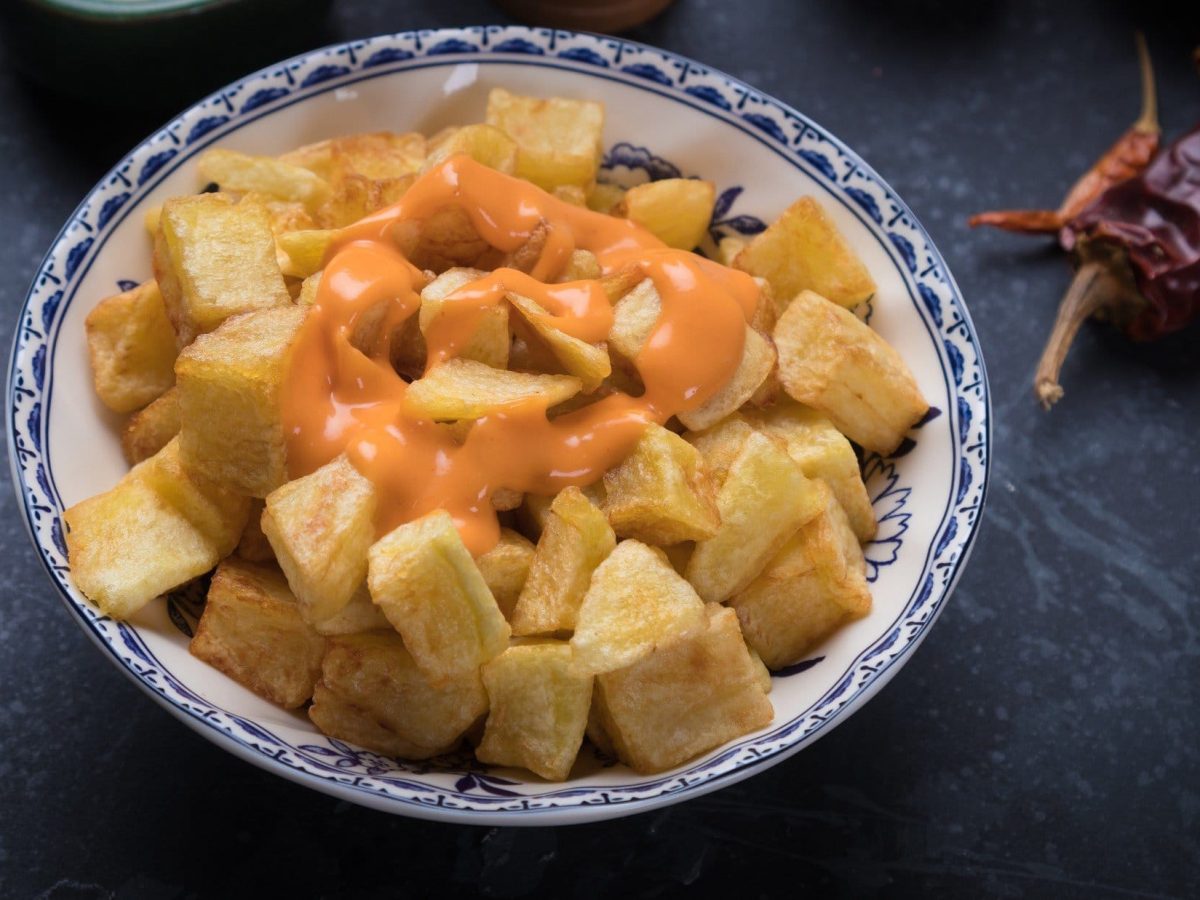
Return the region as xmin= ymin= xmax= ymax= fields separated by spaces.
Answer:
xmin=684 ymin=414 xmax=756 ymax=487
xmin=418 ymin=268 xmax=510 ymax=370
xmin=175 ymin=305 xmax=307 ymax=497
xmin=774 ymin=290 xmax=928 ymax=455
xmin=510 ymin=487 xmax=615 ymax=636
xmin=190 ymin=558 xmax=325 ymax=707
xmin=476 ymin=641 xmax=593 ymax=780
xmin=276 ymin=229 xmax=334 ymax=279
xmin=315 ymin=173 xmax=414 ymax=230
xmin=367 ymin=510 xmax=510 ymax=683
xmin=734 ymin=196 xmax=876 ymax=311
xmin=475 ymin=528 xmax=535 ymax=620
xmin=744 ymin=399 xmax=876 ymax=542
xmin=424 ymin=124 xmax=518 ymax=174
xmin=620 ymin=179 xmax=716 ymax=250
xmin=507 ymin=292 xmax=610 ymax=391
xmin=685 ymin=431 xmax=825 ymax=603
xmin=327 ymin=132 xmax=427 ymax=181
xmin=309 ymin=631 xmax=487 ymax=759
xmin=85 ymin=281 xmax=177 ymax=413
xmin=397 ymin=205 xmax=490 ymax=272
xmin=571 ymin=540 xmax=707 ymax=676
xmin=139 ymin=437 xmax=249 ymax=553
xmin=261 ymin=455 xmax=377 ymax=625
xmin=235 ymin=498 xmax=274 ymax=563
xmin=486 ymin=88 xmax=604 ymax=190
xmin=64 ymin=438 xmax=249 ymax=619
xmin=559 ymin=249 xmax=602 ymax=281
xmin=596 ymin=606 xmax=773 ymax=774
xmin=404 ymin=358 xmax=581 ymax=421
xmin=154 ymin=193 xmax=291 ymax=344
xmin=676 ymin=326 xmax=776 ymax=432
xmin=607 ymin=278 xmax=661 ymax=363
xmin=602 ymin=424 xmax=718 ymax=544
xmin=121 ymin=386 xmax=180 ymax=465
xmin=197 ymin=148 xmax=330 ymax=213
xmin=586 ymin=182 xmax=625 ymax=215
xmin=311 ymin=584 xmax=391 ymax=636
xmin=730 ymin=482 xmax=871 ymax=668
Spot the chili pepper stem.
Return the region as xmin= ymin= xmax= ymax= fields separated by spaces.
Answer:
xmin=1034 ymin=262 xmax=1121 ymax=409
xmin=1133 ymin=32 xmax=1159 ymax=135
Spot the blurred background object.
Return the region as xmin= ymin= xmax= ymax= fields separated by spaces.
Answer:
xmin=492 ymin=0 xmax=674 ymax=32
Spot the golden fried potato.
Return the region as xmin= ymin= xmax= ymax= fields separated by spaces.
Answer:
xmin=552 ymin=184 xmax=587 ymax=206
xmin=491 ymin=488 xmax=523 ymax=512
xmin=424 ymin=124 xmax=518 ymax=174
xmin=596 ymin=606 xmax=773 ymax=774
xmin=367 ymin=510 xmax=510 ymax=683
xmin=620 ymin=178 xmax=715 ymax=250
xmin=64 ymin=439 xmax=249 ymax=619
xmin=475 ymin=528 xmax=535 ymax=620
xmin=676 ymin=326 xmax=776 ymax=431
xmin=297 ymin=271 xmax=322 ymax=307
xmin=730 ymin=481 xmax=871 ymax=668
xmin=602 ymin=424 xmax=719 ymax=544
xmin=197 ymin=148 xmax=330 ymax=213
xmin=139 ymin=438 xmax=249 ymax=552
xmin=310 ymin=630 xmax=487 ymax=758
xmin=486 ymin=88 xmax=604 ymax=190
xmin=190 ymin=558 xmax=325 ymax=708
xmin=734 ymin=196 xmax=876 ymax=311
xmin=774 ymin=290 xmax=928 ymax=455
xmin=476 ymin=641 xmax=593 ymax=780
xmin=404 ymin=358 xmax=581 ymax=421
xmin=607 ymin=277 xmax=660 ymax=363
xmin=418 ymin=268 xmax=510 ymax=369
xmin=685 ymin=431 xmax=825 ymax=603
xmin=175 ymin=304 xmax=307 ymax=497
xmin=235 ymin=498 xmax=275 ymax=563
xmin=585 ymin=694 xmax=616 ymax=757
xmin=716 ymin=235 xmax=747 ymax=267
xmin=559 ymin=249 xmax=601 ymax=282
xmin=121 ymin=386 xmax=180 ymax=465
xmin=396 ymin=205 xmax=490 ymax=273
xmin=510 ymin=487 xmax=615 ymax=636
xmin=311 ymin=584 xmax=391 ymax=636
xmin=85 ymin=281 xmax=177 ymax=413
xmin=586 ymin=182 xmax=625 ymax=215
xmin=507 ymin=292 xmax=610 ymax=391
xmin=570 ymin=540 xmax=707 ymax=676
xmin=154 ymin=193 xmax=291 ymax=344
xmin=327 ymin=131 xmax=426 ymax=181
xmin=261 ymin=455 xmax=377 ymax=625
xmin=276 ymin=229 xmax=334 ymax=279
xmin=743 ymin=399 xmax=876 ymax=542
xmin=684 ymin=414 xmax=756 ymax=488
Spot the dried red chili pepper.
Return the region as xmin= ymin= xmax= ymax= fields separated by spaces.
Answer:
xmin=1033 ymin=124 xmax=1200 ymax=407
xmin=969 ymin=34 xmax=1160 ymax=238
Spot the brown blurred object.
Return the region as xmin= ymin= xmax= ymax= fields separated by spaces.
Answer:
xmin=494 ymin=0 xmax=676 ymax=33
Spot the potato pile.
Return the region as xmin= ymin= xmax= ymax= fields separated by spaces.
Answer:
xmin=68 ymin=88 xmax=928 ymax=780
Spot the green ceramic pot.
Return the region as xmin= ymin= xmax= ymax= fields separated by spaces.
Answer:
xmin=1 ymin=0 xmax=334 ymax=108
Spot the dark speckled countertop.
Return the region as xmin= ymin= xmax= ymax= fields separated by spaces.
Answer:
xmin=1 ymin=1 xmax=1197 ymax=897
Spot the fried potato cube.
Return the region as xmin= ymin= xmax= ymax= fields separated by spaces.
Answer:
xmin=175 ymin=305 xmax=307 ymax=497
xmin=310 ymin=631 xmax=488 ymax=758
xmin=190 ymin=558 xmax=325 ymax=707
xmin=684 ymin=414 xmax=756 ymax=487
xmin=596 ymin=605 xmax=773 ymax=774
xmin=507 ymin=293 xmax=610 ymax=392
xmin=261 ymin=455 xmax=377 ymax=624
xmin=235 ymin=498 xmax=274 ymax=563
xmin=685 ymin=431 xmax=825 ymax=603
xmin=121 ymin=386 xmax=180 ymax=465
xmin=774 ymin=290 xmax=928 ymax=455
xmin=154 ymin=193 xmax=291 ymax=344
xmin=716 ymin=235 xmax=747 ymax=267
xmin=197 ymin=148 xmax=330 ymax=213
xmin=516 ymin=482 xmax=606 ymax=542
xmin=552 ymin=184 xmax=587 ymax=206
xmin=327 ymin=131 xmax=426 ymax=181
xmin=486 ymin=88 xmax=604 ymax=190
xmin=276 ymin=229 xmax=334 ymax=279
xmin=476 ymin=641 xmax=593 ymax=781
xmin=607 ymin=278 xmax=660 ymax=363
xmin=571 ymin=540 xmax=708 ymax=676
xmin=64 ymin=439 xmax=249 ymax=619
xmin=730 ymin=482 xmax=872 ymax=668
xmin=586 ymin=182 xmax=625 ymax=215
xmin=734 ymin=196 xmax=876 ymax=311
xmin=85 ymin=281 xmax=177 ymax=413
xmin=143 ymin=204 xmax=161 ymax=238
xmin=511 ymin=487 xmax=615 ymax=636
xmin=418 ymin=268 xmax=509 ymax=369
xmin=620 ymin=179 xmax=716 ymax=250
xmin=475 ymin=528 xmax=535 ymax=620
xmin=297 ymin=272 xmax=322 ymax=307
xmin=559 ymin=249 xmax=601 ymax=282
xmin=491 ymin=488 xmax=523 ymax=512
xmin=424 ymin=124 xmax=518 ymax=174
xmin=367 ymin=510 xmax=510 ymax=683
xmin=676 ymin=326 xmax=776 ymax=431
xmin=315 ymin=173 xmax=414 ymax=230
xmin=139 ymin=437 xmax=249 ymax=554
xmin=602 ymin=424 xmax=719 ymax=544
xmin=744 ymin=399 xmax=876 ymax=542
xmin=311 ymin=584 xmax=391 ymax=636
xmin=404 ymin=358 xmax=581 ymax=421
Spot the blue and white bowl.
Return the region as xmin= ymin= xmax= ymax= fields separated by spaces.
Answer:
xmin=7 ymin=26 xmax=991 ymax=824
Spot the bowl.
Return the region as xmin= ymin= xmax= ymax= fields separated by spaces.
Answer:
xmin=7 ymin=26 xmax=991 ymax=825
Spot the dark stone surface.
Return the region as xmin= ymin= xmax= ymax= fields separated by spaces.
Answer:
xmin=1 ymin=1 xmax=1197 ymax=897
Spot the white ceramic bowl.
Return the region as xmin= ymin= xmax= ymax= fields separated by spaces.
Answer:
xmin=8 ymin=26 xmax=991 ymax=824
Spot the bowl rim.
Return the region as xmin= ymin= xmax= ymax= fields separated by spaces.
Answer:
xmin=27 ymin=0 xmax=233 ymax=19
xmin=7 ymin=25 xmax=992 ymax=824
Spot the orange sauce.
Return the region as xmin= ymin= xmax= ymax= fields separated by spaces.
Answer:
xmin=282 ymin=155 xmax=759 ymax=554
